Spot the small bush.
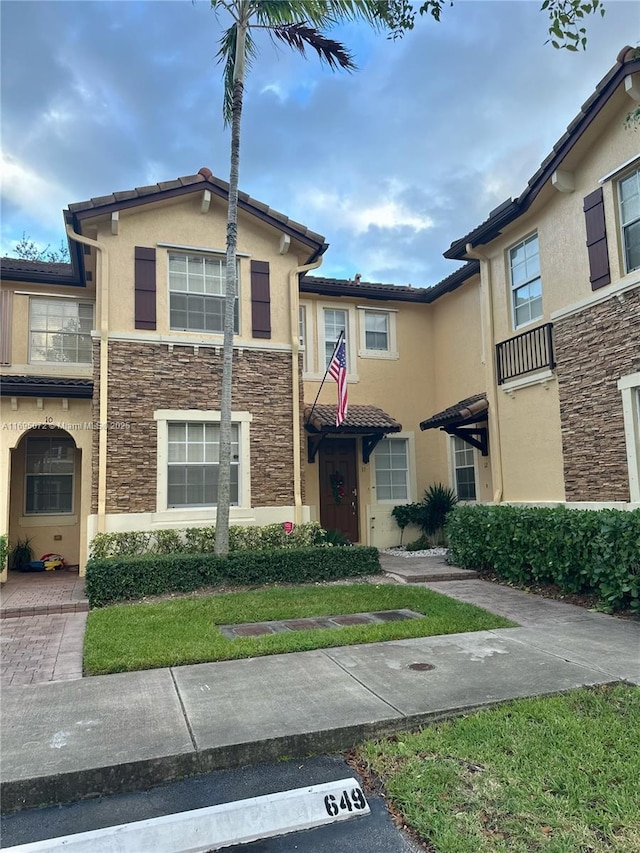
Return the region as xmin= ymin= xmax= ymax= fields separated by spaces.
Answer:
xmin=446 ymin=505 xmax=640 ymax=612
xmin=405 ymin=535 xmax=432 ymax=551
xmin=85 ymin=545 xmax=380 ymax=608
xmin=391 ymin=503 xmax=423 ymax=545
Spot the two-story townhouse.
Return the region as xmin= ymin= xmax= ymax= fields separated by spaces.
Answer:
xmin=444 ymin=44 xmax=640 ymax=508
xmin=1 ymin=168 xmax=336 ymax=577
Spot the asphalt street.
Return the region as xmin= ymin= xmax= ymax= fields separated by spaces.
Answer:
xmin=0 ymin=755 xmax=421 ymax=852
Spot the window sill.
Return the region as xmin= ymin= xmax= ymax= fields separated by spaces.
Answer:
xmin=18 ymin=515 xmax=78 ymax=527
xmin=358 ymin=350 xmax=399 ymax=360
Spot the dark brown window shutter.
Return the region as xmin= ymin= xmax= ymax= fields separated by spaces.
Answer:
xmin=251 ymin=260 xmax=271 ymax=339
xmin=583 ymin=188 xmax=610 ymax=291
xmin=134 ymin=247 xmax=156 ymax=330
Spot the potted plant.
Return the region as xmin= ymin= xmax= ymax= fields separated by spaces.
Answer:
xmin=9 ymin=537 xmax=34 ymax=571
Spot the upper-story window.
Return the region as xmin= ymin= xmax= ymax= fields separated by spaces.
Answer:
xmin=509 ymin=233 xmax=542 ymax=329
xmin=619 ymin=167 xmax=640 ymax=274
xmin=29 ymin=299 xmax=93 ymax=364
xmin=365 ymin=310 xmax=389 ymax=351
xmin=299 ymin=305 xmax=307 ymax=372
xmin=169 ymin=253 xmax=238 ymax=334
xmin=358 ymin=307 xmax=398 ymax=359
xmin=323 ymin=308 xmax=347 ymax=367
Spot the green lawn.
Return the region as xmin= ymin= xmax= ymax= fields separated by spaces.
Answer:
xmin=83 ymin=583 xmax=515 ymax=674
xmin=356 ymin=684 xmax=640 ymax=852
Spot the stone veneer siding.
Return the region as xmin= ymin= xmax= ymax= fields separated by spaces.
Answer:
xmin=554 ymin=286 xmax=640 ymax=502
xmin=91 ymin=341 xmax=303 ymax=515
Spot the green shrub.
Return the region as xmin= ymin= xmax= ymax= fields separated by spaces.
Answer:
xmin=446 ymin=505 xmax=640 ymax=612
xmin=420 ymin=483 xmax=458 ymax=543
xmin=0 ymin=534 xmax=8 ymax=572
xmin=405 ymin=535 xmax=431 ymax=551
xmin=391 ymin=503 xmax=422 ymax=545
xmin=89 ymin=522 xmax=326 ymax=560
xmin=85 ymin=545 xmax=380 ymax=608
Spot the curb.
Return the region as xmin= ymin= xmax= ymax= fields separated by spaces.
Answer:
xmin=1 ymin=690 xmax=605 ymax=814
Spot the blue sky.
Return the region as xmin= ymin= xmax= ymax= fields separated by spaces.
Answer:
xmin=1 ymin=1 xmax=638 ymax=286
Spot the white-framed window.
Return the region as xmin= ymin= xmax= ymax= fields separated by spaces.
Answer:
xmin=168 ymin=253 xmax=238 ymax=334
xmin=25 ymin=435 xmax=75 ymax=514
xmin=29 ymin=298 xmax=93 ymax=364
xmin=154 ymin=409 xmax=252 ymax=512
xmin=617 ymin=373 xmax=640 ymax=503
xmin=323 ymin=307 xmax=348 ymax=367
xmin=299 ymin=304 xmax=307 ymax=373
xmin=451 ymin=436 xmax=477 ymax=501
xmin=374 ymin=437 xmax=409 ymax=501
xmin=358 ymin=306 xmax=398 ymax=359
xmin=618 ymin=167 xmax=640 ymax=274
xmin=509 ymin=233 xmax=542 ymax=329
xmin=167 ymin=422 xmax=239 ymax=508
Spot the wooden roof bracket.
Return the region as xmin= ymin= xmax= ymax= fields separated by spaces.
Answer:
xmin=362 ymin=433 xmax=384 ymax=464
xmin=307 ymin=433 xmax=327 ymax=463
xmin=444 ymin=425 xmax=488 ymax=456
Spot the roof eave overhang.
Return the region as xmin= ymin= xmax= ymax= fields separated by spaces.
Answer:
xmin=0 ymin=381 xmax=94 ymax=399
xmin=68 ymin=182 xmax=327 ymax=260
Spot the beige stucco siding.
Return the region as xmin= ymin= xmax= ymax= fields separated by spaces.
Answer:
xmin=87 ymin=194 xmax=312 ymax=345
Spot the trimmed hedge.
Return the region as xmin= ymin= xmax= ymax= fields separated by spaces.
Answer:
xmin=85 ymin=545 xmax=380 ymax=608
xmin=446 ymin=504 xmax=640 ymax=613
xmin=89 ymin=522 xmax=326 ymax=560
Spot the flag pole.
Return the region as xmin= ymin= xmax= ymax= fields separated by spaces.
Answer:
xmin=304 ymin=330 xmax=344 ymax=426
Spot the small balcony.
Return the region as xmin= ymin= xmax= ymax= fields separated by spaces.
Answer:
xmin=496 ymin=322 xmax=555 ymax=385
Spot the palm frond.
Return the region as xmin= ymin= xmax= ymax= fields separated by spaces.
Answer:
xmin=217 ymin=23 xmax=257 ymax=125
xmin=254 ymin=1 xmax=387 ymax=29
xmin=272 ymin=22 xmax=356 ymax=70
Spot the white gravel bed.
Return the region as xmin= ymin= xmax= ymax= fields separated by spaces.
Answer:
xmin=380 ymin=546 xmax=449 ymax=558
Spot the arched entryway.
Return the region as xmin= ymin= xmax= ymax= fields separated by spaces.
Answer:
xmin=8 ymin=427 xmax=82 ymax=572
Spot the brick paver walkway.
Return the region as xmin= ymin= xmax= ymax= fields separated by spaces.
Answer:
xmin=1 ymin=570 xmax=88 ymax=686
xmin=219 ymin=608 xmax=424 ymax=639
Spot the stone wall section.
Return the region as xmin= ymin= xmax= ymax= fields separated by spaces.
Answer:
xmin=98 ymin=341 xmax=300 ymax=514
xmin=554 ymin=286 xmax=640 ymax=501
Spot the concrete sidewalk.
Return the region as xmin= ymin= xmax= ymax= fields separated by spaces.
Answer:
xmin=1 ymin=579 xmax=639 ymax=814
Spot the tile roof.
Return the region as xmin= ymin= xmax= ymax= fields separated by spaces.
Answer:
xmin=0 ymin=375 xmax=94 ymax=398
xmin=304 ymin=404 xmax=402 ymax=433
xmin=446 ymin=46 xmax=640 ymax=259
xmin=1 ymin=258 xmax=74 ymax=278
xmin=420 ymin=394 xmax=488 ymax=430
xmin=301 ymin=261 xmax=479 ymax=304
xmin=67 ymin=167 xmax=327 ymax=256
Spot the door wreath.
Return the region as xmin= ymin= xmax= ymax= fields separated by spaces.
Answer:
xmin=329 ymin=470 xmax=346 ymax=504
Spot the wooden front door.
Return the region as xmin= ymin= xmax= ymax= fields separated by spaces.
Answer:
xmin=319 ymin=439 xmax=359 ymax=543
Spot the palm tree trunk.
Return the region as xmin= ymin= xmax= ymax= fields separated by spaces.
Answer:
xmin=215 ymin=18 xmax=246 ymax=555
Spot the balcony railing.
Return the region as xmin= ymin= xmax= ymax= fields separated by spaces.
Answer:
xmin=496 ymin=322 xmax=555 ymax=385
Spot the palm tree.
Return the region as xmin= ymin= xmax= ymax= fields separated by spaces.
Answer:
xmin=211 ymin=1 xmax=392 ymax=554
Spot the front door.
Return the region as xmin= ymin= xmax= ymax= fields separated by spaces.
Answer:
xmin=319 ymin=439 xmax=359 ymax=543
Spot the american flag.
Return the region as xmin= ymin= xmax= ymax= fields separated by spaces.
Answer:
xmin=328 ymin=335 xmax=348 ymax=426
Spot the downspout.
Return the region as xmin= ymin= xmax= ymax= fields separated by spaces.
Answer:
xmin=465 ymin=243 xmax=503 ymax=504
xmin=290 ymin=256 xmax=323 ymax=524
xmin=65 ymin=224 xmax=110 ymax=532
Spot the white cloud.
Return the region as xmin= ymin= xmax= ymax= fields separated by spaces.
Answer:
xmin=304 ymin=188 xmax=433 ymax=234
xmin=0 ymin=152 xmax=70 ymax=229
